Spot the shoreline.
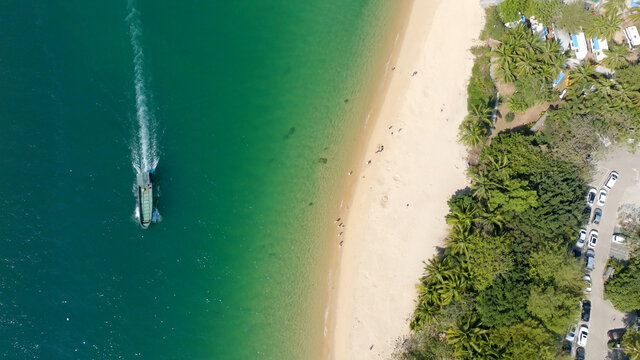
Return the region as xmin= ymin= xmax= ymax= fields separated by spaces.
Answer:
xmin=324 ymin=1 xmax=484 ymax=358
xmin=316 ymin=1 xmax=415 ymax=357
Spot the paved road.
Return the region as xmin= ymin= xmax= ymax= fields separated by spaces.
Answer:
xmin=583 ymin=148 xmax=640 ymax=360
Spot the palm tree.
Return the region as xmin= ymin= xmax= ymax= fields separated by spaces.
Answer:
xmin=585 ymin=15 xmax=622 ymax=40
xmin=469 ymin=170 xmax=496 ymax=200
xmin=614 ymin=82 xmax=640 ymax=108
xmin=446 ymin=236 xmax=470 ymax=257
xmin=603 ymin=44 xmax=631 ymax=70
xmin=476 ymin=208 xmax=505 ymax=234
xmin=622 ymin=328 xmax=640 ymax=360
xmin=484 ymin=152 xmax=509 ymax=172
xmin=603 ymin=0 xmax=626 ymax=17
xmin=410 ymin=298 xmax=440 ymax=329
xmin=421 ymin=258 xmax=452 ymax=285
xmin=467 ymin=104 xmax=493 ymax=129
xmin=569 ymin=62 xmax=599 ymax=92
xmin=493 ymin=43 xmax=518 ymax=83
xmin=435 ymin=274 xmax=466 ymax=305
xmin=630 ymin=8 xmax=640 ymax=26
xmin=445 ymin=199 xmax=480 ymax=229
xmin=459 ymin=121 xmax=486 ymax=148
xmin=446 ymin=316 xmax=489 ymax=359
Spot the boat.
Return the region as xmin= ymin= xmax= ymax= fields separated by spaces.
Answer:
xmin=137 ymin=171 xmax=153 ymax=229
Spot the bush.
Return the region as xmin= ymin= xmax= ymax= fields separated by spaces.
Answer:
xmin=481 ymin=7 xmax=506 ymax=41
xmin=499 ymin=0 xmax=534 ymax=22
xmin=605 ymin=255 xmax=640 ymax=312
xmin=506 ymin=112 xmax=516 ymax=123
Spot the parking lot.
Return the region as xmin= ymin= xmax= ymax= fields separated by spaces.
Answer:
xmin=574 ymin=148 xmax=639 ymax=360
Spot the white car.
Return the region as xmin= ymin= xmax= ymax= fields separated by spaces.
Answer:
xmin=565 ymin=324 xmax=577 ymax=342
xmin=588 ymin=229 xmax=598 ymax=249
xmin=584 ymin=275 xmax=592 ymax=292
xmin=587 ymin=188 xmax=597 ymax=206
xmin=605 ymin=171 xmax=619 ymax=189
xmin=612 ymin=234 xmax=626 ymax=244
xmin=576 ymin=229 xmax=587 ymax=248
xmin=577 ymin=325 xmax=589 ymax=347
xmin=597 ymin=189 xmax=607 ymax=206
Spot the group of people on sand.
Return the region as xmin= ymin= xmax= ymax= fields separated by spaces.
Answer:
xmin=334 ymin=217 xmax=345 ymax=247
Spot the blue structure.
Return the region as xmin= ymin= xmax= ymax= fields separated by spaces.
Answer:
xmin=553 ymin=72 xmax=566 ymax=87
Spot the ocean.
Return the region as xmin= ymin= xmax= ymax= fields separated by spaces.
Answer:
xmin=0 ymin=1 xmax=402 ymax=358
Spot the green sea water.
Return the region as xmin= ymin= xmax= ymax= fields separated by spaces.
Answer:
xmin=0 ymin=1 xmax=402 ymax=358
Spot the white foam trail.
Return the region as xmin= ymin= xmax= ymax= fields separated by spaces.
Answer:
xmin=126 ymin=1 xmax=158 ymax=173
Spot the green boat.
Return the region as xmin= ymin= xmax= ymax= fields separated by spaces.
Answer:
xmin=137 ymin=171 xmax=153 ymax=229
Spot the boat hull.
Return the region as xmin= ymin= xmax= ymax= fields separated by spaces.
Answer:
xmin=137 ymin=171 xmax=153 ymax=229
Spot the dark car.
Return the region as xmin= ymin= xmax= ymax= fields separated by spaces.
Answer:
xmin=562 ymin=340 xmax=572 ymax=355
xmin=581 ymin=300 xmax=591 ymax=322
xmin=576 ymin=346 xmax=585 ymax=360
xmin=608 ymin=328 xmax=626 ymax=341
xmin=592 ymin=208 xmax=602 ymax=225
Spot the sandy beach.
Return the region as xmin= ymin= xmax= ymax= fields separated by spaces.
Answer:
xmin=327 ymin=1 xmax=484 ymax=358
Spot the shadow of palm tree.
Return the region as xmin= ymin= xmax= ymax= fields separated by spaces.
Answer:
xmin=607 ymin=348 xmax=629 ymax=360
xmin=623 ymin=310 xmax=639 ymax=328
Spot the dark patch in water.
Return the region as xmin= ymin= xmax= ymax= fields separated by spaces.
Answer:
xmin=308 ymin=202 xmax=313 ymax=206
xmin=344 ymin=98 xmax=349 ymax=103
xmin=317 ymin=157 xmax=328 ymax=164
xmin=283 ymin=127 xmax=296 ymax=140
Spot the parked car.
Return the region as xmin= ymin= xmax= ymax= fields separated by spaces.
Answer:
xmin=607 ymin=328 xmax=626 ymax=341
xmin=592 ymin=208 xmax=602 ymax=225
xmin=562 ymin=340 xmax=572 ymax=355
xmin=588 ymin=230 xmax=598 ymax=249
xmin=597 ymin=189 xmax=607 ymax=206
xmin=612 ymin=234 xmax=625 ymax=244
xmin=581 ymin=301 xmax=591 ymax=322
xmin=576 ymin=346 xmax=585 ymax=360
xmin=583 ymin=275 xmax=591 ymax=292
xmin=587 ymin=188 xmax=597 ymax=206
xmin=577 ymin=325 xmax=589 ymax=346
xmin=576 ymin=229 xmax=587 ymax=248
xmin=566 ymin=324 xmax=577 ymax=342
xmin=586 ymin=249 xmax=595 ymax=270
xmin=605 ymin=171 xmax=619 ymax=189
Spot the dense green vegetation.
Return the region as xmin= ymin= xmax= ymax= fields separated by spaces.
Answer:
xmin=604 ymin=255 xmax=640 ymax=312
xmin=459 ymin=46 xmax=496 ymax=148
xmin=401 ymin=2 xmax=640 ymax=359
xmin=397 ymin=133 xmax=587 ymax=359
xmin=622 ymin=328 xmax=640 ymax=360
xmin=480 ymin=7 xmax=506 ymax=41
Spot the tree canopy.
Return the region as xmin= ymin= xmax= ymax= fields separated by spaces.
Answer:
xmin=605 ymin=255 xmax=640 ymax=312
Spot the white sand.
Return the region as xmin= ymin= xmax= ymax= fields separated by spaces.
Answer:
xmin=329 ymin=1 xmax=484 ymax=358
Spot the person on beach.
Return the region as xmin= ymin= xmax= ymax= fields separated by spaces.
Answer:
xmin=339 ymin=241 xmax=344 ymax=248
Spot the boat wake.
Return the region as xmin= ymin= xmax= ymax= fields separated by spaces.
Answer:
xmin=126 ymin=0 xmax=158 ymax=174
xmin=127 ymin=1 xmax=160 ymax=227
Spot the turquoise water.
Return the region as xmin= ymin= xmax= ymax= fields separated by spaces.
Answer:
xmin=0 ymin=1 xmax=401 ymax=358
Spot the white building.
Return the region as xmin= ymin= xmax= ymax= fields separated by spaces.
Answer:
xmin=570 ymin=32 xmax=588 ymax=60
xmin=624 ymin=26 xmax=640 ymax=48
xmin=589 ymin=37 xmax=608 ymax=62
